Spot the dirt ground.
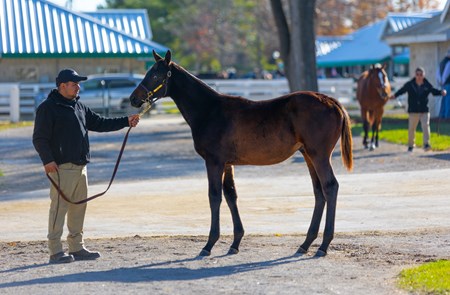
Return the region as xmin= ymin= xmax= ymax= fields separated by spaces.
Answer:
xmin=1 ymin=229 xmax=449 ymax=294
xmin=1 ymin=115 xmax=450 ymax=294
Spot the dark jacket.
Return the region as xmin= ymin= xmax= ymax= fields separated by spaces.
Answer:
xmin=393 ymin=77 xmax=442 ymax=113
xmin=33 ymin=89 xmax=129 ymax=165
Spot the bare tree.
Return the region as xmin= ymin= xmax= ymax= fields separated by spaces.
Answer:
xmin=270 ymin=0 xmax=318 ymax=92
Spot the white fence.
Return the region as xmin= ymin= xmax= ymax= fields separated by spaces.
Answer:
xmin=0 ymin=83 xmax=20 ymax=122
xmin=205 ymin=78 xmax=358 ymax=104
xmin=0 ymin=78 xmax=409 ymax=121
xmin=0 ymin=83 xmax=53 ymax=122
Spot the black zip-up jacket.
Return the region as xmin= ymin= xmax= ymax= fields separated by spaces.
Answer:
xmin=33 ymin=89 xmax=129 ymax=166
xmin=393 ymin=77 xmax=442 ymax=113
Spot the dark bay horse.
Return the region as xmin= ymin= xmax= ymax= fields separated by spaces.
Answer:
xmin=356 ymin=64 xmax=391 ymax=150
xmin=130 ymin=50 xmax=353 ymax=257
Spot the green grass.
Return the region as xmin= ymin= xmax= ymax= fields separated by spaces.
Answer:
xmin=0 ymin=121 xmax=33 ymax=131
xmin=398 ymin=260 xmax=450 ymax=294
xmin=159 ymin=101 xmax=180 ymax=114
xmin=351 ymin=114 xmax=450 ymax=151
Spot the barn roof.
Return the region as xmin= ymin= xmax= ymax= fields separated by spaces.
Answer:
xmin=384 ymin=13 xmax=450 ymax=44
xmin=317 ymin=20 xmax=391 ymax=67
xmin=84 ymin=9 xmax=153 ymax=41
xmin=0 ymin=0 xmax=168 ymax=58
xmin=316 ymin=11 xmax=440 ymax=68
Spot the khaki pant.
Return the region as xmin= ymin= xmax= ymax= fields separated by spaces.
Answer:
xmin=408 ymin=112 xmax=430 ymax=148
xmin=47 ymin=163 xmax=88 ymax=255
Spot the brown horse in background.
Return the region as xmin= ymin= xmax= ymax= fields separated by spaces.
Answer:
xmin=130 ymin=50 xmax=353 ymax=257
xmin=356 ymin=64 xmax=391 ymax=150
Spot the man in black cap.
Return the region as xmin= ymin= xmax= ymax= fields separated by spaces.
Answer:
xmin=33 ymin=68 xmax=140 ymax=264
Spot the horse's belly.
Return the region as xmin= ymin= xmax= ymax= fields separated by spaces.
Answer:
xmin=232 ymin=142 xmax=301 ymax=165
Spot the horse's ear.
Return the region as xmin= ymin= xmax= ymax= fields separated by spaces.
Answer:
xmin=164 ymin=50 xmax=172 ymax=64
xmin=153 ymin=50 xmax=163 ymax=62
xmin=382 ymin=63 xmax=388 ymax=70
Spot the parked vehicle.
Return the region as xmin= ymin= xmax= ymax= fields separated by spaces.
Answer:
xmin=34 ymin=73 xmax=144 ymax=117
xmin=80 ymin=73 xmax=144 ymax=116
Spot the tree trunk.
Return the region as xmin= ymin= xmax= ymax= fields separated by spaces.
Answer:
xmin=270 ymin=0 xmax=318 ymax=92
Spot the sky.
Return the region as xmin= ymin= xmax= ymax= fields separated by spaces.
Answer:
xmin=47 ymin=0 xmax=106 ymax=11
xmin=48 ymin=0 xmax=447 ymax=12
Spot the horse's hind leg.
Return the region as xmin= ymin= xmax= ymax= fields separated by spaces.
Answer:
xmin=297 ymin=150 xmax=326 ymax=255
xmin=299 ymin=151 xmax=339 ymax=257
xmin=315 ymin=158 xmax=339 ymax=256
xmin=223 ymin=165 xmax=244 ymax=254
xmin=200 ymin=160 xmax=225 ymax=256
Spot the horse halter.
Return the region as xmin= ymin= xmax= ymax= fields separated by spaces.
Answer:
xmin=138 ymin=70 xmax=172 ymax=105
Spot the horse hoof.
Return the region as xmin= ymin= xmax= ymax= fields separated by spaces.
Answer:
xmin=199 ymin=249 xmax=211 ymax=256
xmin=228 ymin=247 xmax=239 ymax=255
xmin=296 ymin=246 xmax=308 ymax=255
xmin=314 ymin=249 xmax=327 ymax=257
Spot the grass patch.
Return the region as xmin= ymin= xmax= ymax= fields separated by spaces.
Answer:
xmin=159 ymin=101 xmax=180 ymax=114
xmin=0 ymin=121 xmax=33 ymax=131
xmin=398 ymin=260 xmax=450 ymax=294
xmin=351 ymin=114 xmax=450 ymax=151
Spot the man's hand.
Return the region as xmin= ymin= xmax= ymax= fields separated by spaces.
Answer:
xmin=442 ymin=90 xmax=447 ymax=97
xmin=128 ymin=114 xmax=140 ymax=127
xmin=389 ymin=94 xmax=396 ymax=100
xmin=44 ymin=161 xmax=58 ymax=174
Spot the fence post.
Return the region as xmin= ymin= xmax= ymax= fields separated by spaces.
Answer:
xmin=10 ymin=84 xmax=20 ymax=122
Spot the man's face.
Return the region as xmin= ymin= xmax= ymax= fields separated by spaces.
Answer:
xmin=59 ymin=81 xmax=81 ymax=100
xmin=415 ymin=71 xmax=424 ymax=82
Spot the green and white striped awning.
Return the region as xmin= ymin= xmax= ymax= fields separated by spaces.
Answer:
xmin=0 ymin=0 xmax=168 ymax=58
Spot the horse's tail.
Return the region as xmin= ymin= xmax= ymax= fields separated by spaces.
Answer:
xmin=341 ymin=108 xmax=353 ymax=171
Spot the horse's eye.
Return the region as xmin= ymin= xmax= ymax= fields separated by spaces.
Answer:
xmin=153 ymin=75 xmax=158 ymax=80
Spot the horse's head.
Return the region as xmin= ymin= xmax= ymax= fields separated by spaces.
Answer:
xmin=369 ymin=64 xmax=391 ymax=100
xmin=130 ymin=50 xmax=172 ymax=108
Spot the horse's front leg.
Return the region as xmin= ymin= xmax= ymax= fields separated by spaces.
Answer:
xmin=374 ymin=114 xmax=383 ymax=148
xmin=370 ymin=120 xmax=379 ymax=151
xmin=223 ymin=165 xmax=244 ymax=254
xmin=361 ymin=109 xmax=369 ymax=149
xmin=199 ymin=160 xmax=225 ymax=256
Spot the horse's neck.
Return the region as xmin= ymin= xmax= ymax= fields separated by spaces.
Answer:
xmin=169 ymin=65 xmax=221 ymax=126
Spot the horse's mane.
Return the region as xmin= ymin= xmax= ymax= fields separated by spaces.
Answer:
xmin=170 ymin=62 xmax=253 ymax=104
xmin=170 ymin=62 xmax=224 ymax=97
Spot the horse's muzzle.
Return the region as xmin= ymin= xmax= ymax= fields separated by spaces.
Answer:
xmin=129 ymin=95 xmax=144 ymax=108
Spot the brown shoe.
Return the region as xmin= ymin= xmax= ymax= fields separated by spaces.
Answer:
xmin=49 ymin=252 xmax=75 ymax=264
xmin=69 ymin=248 xmax=101 ymax=261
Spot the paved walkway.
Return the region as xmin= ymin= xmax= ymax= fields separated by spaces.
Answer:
xmin=1 ymin=168 xmax=449 ymax=241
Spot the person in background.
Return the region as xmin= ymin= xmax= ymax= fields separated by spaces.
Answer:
xmin=436 ymin=49 xmax=450 ymax=119
xmin=390 ymin=67 xmax=446 ymax=152
xmin=33 ymin=69 xmax=140 ymax=264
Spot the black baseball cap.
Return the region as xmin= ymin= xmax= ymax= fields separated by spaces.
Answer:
xmin=56 ymin=68 xmax=88 ymax=86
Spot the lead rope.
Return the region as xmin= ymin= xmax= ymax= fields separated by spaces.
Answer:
xmin=46 ymin=98 xmax=158 ymax=207
xmin=49 ymin=103 xmax=154 ymax=230
xmin=46 ymin=74 xmax=170 ymax=209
